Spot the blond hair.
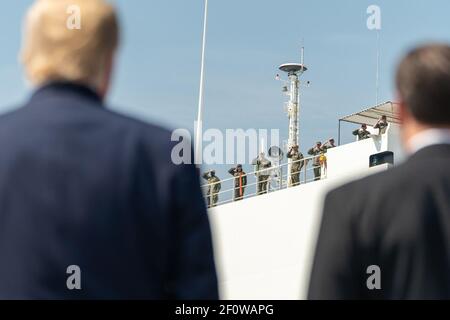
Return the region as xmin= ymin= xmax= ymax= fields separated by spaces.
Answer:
xmin=21 ymin=0 xmax=119 ymax=88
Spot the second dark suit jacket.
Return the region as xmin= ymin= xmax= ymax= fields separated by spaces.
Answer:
xmin=308 ymin=144 xmax=450 ymax=299
xmin=0 ymin=83 xmax=218 ymax=299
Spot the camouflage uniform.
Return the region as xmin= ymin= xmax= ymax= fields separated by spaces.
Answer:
xmin=322 ymin=140 xmax=336 ymax=152
xmin=202 ymin=172 xmax=221 ymax=208
xmin=353 ymin=128 xmax=371 ymax=140
xmin=374 ymin=118 xmax=388 ymax=135
xmin=287 ymin=147 xmax=304 ymax=187
xmin=308 ymin=144 xmax=323 ymax=181
xmin=252 ymin=155 xmax=272 ymax=195
xmin=228 ymin=166 xmax=247 ymax=201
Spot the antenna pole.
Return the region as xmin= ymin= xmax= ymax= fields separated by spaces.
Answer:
xmin=278 ymin=47 xmax=308 ymax=187
xmin=301 ymin=46 xmax=305 ymax=72
xmin=195 ymin=0 xmax=209 ymax=164
xmin=375 ymin=30 xmax=380 ymax=105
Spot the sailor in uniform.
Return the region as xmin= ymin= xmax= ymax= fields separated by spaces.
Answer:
xmin=202 ymin=170 xmax=221 ymax=208
xmin=287 ymin=145 xmax=304 ymax=187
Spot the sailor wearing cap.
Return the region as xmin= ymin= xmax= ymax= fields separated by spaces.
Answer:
xmin=228 ymin=164 xmax=247 ymax=201
xmin=202 ymin=170 xmax=221 ymax=208
xmin=308 ymin=142 xmax=323 ymax=181
xmin=287 ymin=145 xmax=304 ymax=186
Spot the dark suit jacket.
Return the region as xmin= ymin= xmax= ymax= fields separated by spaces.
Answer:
xmin=0 ymin=83 xmax=218 ymax=299
xmin=308 ymin=144 xmax=450 ymax=300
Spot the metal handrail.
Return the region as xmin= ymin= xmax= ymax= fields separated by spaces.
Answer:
xmin=201 ymin=154 xmax=318 ymax=188
xmin=213 ymin=169 xmax=325 ymax=206
xmin=206 ymin=164 xmax=318 ymax=197
xmin=201 ymin=153 xmax=328 ymax=207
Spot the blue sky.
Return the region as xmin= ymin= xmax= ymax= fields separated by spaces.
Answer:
xmin=1 ymin=0 xmax=450 ymax=179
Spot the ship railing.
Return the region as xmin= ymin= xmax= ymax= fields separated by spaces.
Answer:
xmin=200 ymin=154 xmax=328 ymax=207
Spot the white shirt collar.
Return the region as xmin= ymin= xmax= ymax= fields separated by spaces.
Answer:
xmin=408 ymin=128 xmax=450 ymax=155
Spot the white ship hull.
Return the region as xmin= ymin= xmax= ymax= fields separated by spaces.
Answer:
xmin=208 ymin=123 xmax=405 ymax=299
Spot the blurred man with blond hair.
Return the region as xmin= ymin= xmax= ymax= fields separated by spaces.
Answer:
xmin=21 ymin=0 xmax=119 ymax=96
xmin=0 ymin=0 xmax=218 ymax=299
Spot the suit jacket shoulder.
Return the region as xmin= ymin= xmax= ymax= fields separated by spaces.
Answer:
xmin=309 ymin=145 xmax=450 ymax=299
xmin=0 ymin=84 xmax=217 ymax=299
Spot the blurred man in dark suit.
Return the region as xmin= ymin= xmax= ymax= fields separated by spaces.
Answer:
xmin=308 ymin=44 xmax=450 ymax=300
xmin=0 ymin=0 xmax=218 ymax=299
